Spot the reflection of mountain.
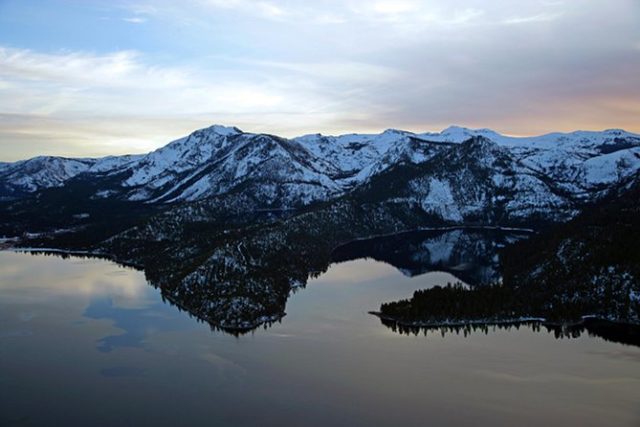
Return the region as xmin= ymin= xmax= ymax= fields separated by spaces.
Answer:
xmin=29 ymin=226 xmax=525 ymax=334
xmin=377 ymin=317 xmax=640 ymax=348
xmin=332 ymin=228 xmax=530 ymax=286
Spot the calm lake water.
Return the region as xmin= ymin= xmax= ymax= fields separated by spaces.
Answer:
xmin=1 ymin=251 xmax=639 ymax=426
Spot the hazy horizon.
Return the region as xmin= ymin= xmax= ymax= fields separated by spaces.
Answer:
xmin=1 ymin=0 xmax=639 ymax=161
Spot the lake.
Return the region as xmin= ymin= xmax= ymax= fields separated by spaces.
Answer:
xmin=1 ymin=250 xmax=639 ymax=426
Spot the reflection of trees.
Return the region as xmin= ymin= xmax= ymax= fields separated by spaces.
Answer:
xmin=377 ymin=317 xmax=640 ymax=347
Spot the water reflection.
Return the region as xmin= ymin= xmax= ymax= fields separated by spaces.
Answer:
xmin=332 ymin=228 xmax=530 ymax=285
xmin=1 ymin=252 xmax=639 ymax=427
xmin=377 ymin=318 xmax=640 ymax=347
xmin=0 ymin=250 xmax=149 ymax=304
xmin=84 ymin=297 xmax=188 ymax=352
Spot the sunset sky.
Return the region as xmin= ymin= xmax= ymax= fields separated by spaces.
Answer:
xmin=1 ymin=0 xmax=639 ymax=160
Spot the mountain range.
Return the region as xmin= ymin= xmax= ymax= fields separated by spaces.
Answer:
xmin=1 ymin=124 xmax=639 ymax=331
xmin=2 ymin=125 xmax=639 ymax=220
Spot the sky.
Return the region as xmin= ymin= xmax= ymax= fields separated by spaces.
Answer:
xmin=0 ymin=0 xmax=639 ymax=161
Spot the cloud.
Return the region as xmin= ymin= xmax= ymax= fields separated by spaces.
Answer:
xmin=123 ymin=17 xmax=147 ymax=24
xmin=0 ymin=47 xmax=188 ymax=90
xmin=371 ymin=1 xmax=421 ymax=15
xmin=124 ymin=4 xmax=159 ymax=16
xmin=502 ymin=13 xmax=561 ymax=25
xmin=0 ymin=44 xmax=402 ymax=133
xmin=176 ymin=0 xmax=489 ymax=28
xmin=118 ymin=3 xmax=158 ymax=23
xmin=199 ymin=0 xmax=288 ymax=19
xmin=0 ymin=46 xmax=295 ymax=110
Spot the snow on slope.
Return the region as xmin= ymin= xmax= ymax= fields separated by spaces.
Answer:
xmin=117 ymin=126 xmax=343 ymax=205
xmin=293 ymin=129 xmax=412 ymax=183
xmin=2 ymin=125 xmax=640 ymax=222
xmin=124 ymin=125 xmax=242 ymax=187
xmin=414 ymin=178 xmax=463 ymax=222
xmin=0 ymin=154 xmax=141 ymax=199
xmin=418 ymin=127 xmax=640 ymax=195
xmin=1 ymin=157 xmax=94 ymax=192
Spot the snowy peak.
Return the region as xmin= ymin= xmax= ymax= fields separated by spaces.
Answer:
xmin=115 ymin=128 xmax=345 ymax=204
xmin=121 ymin=125 xmax=246 ymax=190
xmin=205 ymin=124 xmax=243 ymax=136
xmin=437 ymin=125 xmax=479 ymax=140
xmin=418 ymin=126 xmax=501 ymax=143
xmin=381 ymin=128 xmax=413 ymax=136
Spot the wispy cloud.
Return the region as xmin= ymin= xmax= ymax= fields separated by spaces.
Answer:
xmin=118 ymin=3 xmax=157 ymax=24
xmin=123 ymin=17 xmax=147 ymax=24
xmin=502 ymin=13 xmax=562 ymax=25
xmin=198 ymin=0 xmax=288 ymax=20
xmin=0 ymin=46 xmax=306 ymax=116
xmin=371 ymin=1 xmax=421 ymax=15
xmin=124 ymin=4 xmax=158 ymax=16
xmin=0 ymin=47 xmax=187 ymax=89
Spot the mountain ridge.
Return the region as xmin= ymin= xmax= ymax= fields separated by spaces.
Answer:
xmin=2 ymin=125 xmax=639 ymax=209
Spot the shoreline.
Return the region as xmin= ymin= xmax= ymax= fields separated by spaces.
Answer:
xmin=5 ymin=247 xmax=145 ymax=270
xmin=332 ymin=224 xmax=535 ymax=248
xmin=368 ymin=311 xmax=640 ymax=329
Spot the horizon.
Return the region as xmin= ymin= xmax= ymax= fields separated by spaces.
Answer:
xmin=1 ymin=0 xmax=639 ymax=160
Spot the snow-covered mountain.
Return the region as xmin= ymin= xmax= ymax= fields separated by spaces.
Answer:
xmin=2 ymin=124 xmax=639 ymax=223
xmin=0 ymin=154 xmax=142 ymax=200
